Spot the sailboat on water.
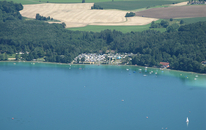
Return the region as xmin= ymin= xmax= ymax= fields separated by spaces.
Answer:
xmin=186 ymin=117 xmax=189 ymax=126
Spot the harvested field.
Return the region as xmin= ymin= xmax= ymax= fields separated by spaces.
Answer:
xmin=135 ymin=5 xmax=206 ymax=19
xmin=170 ymin=1 xmax=188 ymax=6
xmin=20 ymin=3 xmax=158 ymax=28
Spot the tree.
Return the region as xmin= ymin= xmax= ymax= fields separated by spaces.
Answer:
xmin=91 ymin=4 xmax=103 ymax=9
xmin=160 ymin=20 xmax=169 ymax=28
xmin=77 ymin=58 xmax=80 ymax=63
xmin=81 ymin=57 xmax=85 ymax=63
xmin=125 ymin=12 xmax=135 ymax=17
xmin=180 ymin=20 xmax=184 ymax=24
xmin=15 ymin=54 xmax=19 ymax=60
xmin=0 ymin=54 xmax=4 ymax=60
xmin=46 ymin=16 xmax=50 ymax=20
xmin=5 ymin=53 xmax=8 ymax=60
xmin=166 ymin=23 xmax=179 ymax=32
xmin=62 ymin=22 xmax=66 ymax=28
xmin=36 ymin=13 xmax=41 ymax=20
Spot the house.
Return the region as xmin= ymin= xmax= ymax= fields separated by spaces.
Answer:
xmin=201 ymin=61 xmax=206 ymax=64
xmin=160 ymin=62 xmax=169 ymax=68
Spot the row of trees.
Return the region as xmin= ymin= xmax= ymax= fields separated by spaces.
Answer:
xmin=0 ymin=1 xmax=206 ymax=73
xmin=35 ymin=13 xmax=53 ymax=21
xmin=150 ymin=20 xmax=184 ymax=29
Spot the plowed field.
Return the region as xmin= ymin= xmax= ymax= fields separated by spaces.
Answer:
xmin=135 ymin=5 xmax=206 ymax=19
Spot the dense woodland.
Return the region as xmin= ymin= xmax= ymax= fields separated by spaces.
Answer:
xmin=0 ymin=1 xmax=206 ymax=73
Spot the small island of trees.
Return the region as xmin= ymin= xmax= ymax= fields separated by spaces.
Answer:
xmin=125 ymin=12 xmax=135 ymax=17
xmin=91 ymin=4 xmax=103 ymax=9
xmin=36 ymin=13 xmax=53 ymax=21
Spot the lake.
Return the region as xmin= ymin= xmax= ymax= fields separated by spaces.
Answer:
xmin=0 ymin=62 xmax=205 ymax=130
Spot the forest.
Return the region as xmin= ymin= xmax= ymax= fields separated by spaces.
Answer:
xmin=0 ymin=1 xmax=206 ymax=73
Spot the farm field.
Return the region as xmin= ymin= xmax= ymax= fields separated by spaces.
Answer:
xmin=135 ymin=5 xmax=206 ymax=19
xmin=20 ymin=3 xmax=158 ymax=28
xmin=3 ymin=0 xmax=188 ymax=5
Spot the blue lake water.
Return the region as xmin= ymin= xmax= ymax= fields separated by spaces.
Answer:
xmin=0 ymin=62 xmax=206 ymax=130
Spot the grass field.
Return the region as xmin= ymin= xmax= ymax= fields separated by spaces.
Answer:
xmin=3 ymin=0 xmax=187 ymax=5
xmin=94 ymin=1 xmax=185 ymax=10
xmin=176 ymin=17 xmax=206 ymax=24
xmin=68 ymin=20 xmax=166 ymax=33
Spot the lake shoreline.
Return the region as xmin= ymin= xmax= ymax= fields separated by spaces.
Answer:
xmin=0 ymin=60 xmax=205 ymax=75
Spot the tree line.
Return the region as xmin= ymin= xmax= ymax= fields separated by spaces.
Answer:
xmin=35 ymin=13 xmax=53 ymax=21
xmin=0 ymin=1 xmax=206 ymax=73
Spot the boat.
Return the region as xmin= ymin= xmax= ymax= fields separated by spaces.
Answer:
xmin=186 ymin=117 xmax=189 ymax=126
xmin=186 ymin=117 xmax=189 ymax=123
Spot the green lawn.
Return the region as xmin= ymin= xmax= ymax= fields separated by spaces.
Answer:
xmin=94 ymin=1 xmax=185 ymax=10
xmin=3 ymin=0 xmax=187 ymax=5
xmin=175 ymin=17 xmax=206 ymax=24
xmin=68 ymin=22 xmax=166 ymax=33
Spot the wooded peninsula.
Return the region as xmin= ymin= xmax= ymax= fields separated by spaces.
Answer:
xmin=0 ymin=1 xmax=206 ymax=73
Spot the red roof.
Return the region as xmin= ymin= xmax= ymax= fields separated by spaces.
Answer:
xmin=160 ymin=62 xmax=169 ymax=66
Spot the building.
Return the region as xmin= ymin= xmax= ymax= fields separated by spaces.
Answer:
xmin=160 ymin=62 xmax=169 ymax=68
xmin=201 ymin=61 xmax=206 ymax=64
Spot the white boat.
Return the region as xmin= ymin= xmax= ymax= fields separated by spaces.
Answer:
xmin=186 ymin=117 xmax=189 ymax=126
xmin=186 ymin=117 xmax=189 ymax=123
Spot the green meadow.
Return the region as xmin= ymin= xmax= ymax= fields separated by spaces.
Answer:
xmin=68 ymin=20 xmax=166 ymax=33
xmin=94 ymin=1 xmax=185 ymax=10
xmin=176 ymin=17 xmax=206 ymax=24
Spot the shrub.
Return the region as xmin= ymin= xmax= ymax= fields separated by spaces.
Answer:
xmin=125 ymin=12 xmax=135 ymax=17
xmin=91 ymin=4 xmax=103 ymax=9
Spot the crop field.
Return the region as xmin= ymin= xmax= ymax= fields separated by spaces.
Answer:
xmin=4 ymin=0 xmax=187 ymax=5
xmin=20 ymin=3 xmax=157 ymax=28
xmin=135 ymin=5 xmax=206 ymax=19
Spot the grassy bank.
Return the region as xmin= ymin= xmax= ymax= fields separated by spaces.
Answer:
xmin=68 ymin=24 xmax=166 ymax=33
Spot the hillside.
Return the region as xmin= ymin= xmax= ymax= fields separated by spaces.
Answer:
xmin=0 ymin=1 xmax=206 ymax=73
